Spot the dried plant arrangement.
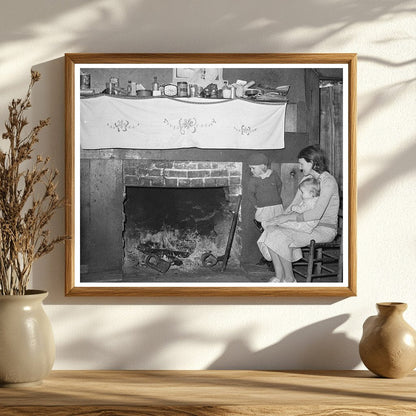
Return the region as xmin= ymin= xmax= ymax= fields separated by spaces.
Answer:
xmin=0 ymin=71 xmax=66 ymax=295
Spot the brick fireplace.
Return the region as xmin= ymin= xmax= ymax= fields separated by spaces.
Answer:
xmin=123 ymin=159 xmax=242 ymax=191
xmin=122 ymin=160 xmax=243 ymax=278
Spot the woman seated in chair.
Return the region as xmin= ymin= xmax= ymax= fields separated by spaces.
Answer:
xmin=257 ymin=145 xmax=339 ymax=283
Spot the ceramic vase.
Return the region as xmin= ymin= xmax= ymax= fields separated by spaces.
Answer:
xmin=359 ymin=302 xmax=416 ymax=378
xmin=0 ymin=290 xmax=55 ymax=387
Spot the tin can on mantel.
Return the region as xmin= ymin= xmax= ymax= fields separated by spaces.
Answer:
xmin=177 ymin=82 xmax=188 ymax=97
xmin=109 ymin=77 xmax=119 ymax=95
xmin=230 ymin=85 xmax=236 ymax=99
xmin=127 ymin=81 xmax=137 ymax=96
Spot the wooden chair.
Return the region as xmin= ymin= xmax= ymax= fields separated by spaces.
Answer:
xmin=292 ymin=212 xmax=342 ymax=283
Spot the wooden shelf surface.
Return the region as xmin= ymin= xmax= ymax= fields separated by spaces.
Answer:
xmin=0 ymin=370 xmax=415 ymax=415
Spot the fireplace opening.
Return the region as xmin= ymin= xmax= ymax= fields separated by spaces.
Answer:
xmin=123 ymin=186 xmax=241 ymax=277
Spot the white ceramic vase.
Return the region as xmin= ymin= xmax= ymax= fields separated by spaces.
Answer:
xmin=0 ymin=290 xmax=55 ymax=387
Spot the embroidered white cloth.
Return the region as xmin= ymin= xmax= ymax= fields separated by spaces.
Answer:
xmin=80 ymin=96 xmax=286 ymax=149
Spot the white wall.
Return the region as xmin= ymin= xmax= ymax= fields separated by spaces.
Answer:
xmin=1 ymin=0 xmax=415 ymax=370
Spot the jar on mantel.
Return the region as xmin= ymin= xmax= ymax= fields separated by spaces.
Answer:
xmin=222 ymin=81 xmax=231 ymax=99
xmin=359 ymin=302 xmax=416 ymax=378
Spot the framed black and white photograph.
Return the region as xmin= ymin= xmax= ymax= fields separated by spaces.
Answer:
xmin=65 ymin=53 xmax=356 ymax=296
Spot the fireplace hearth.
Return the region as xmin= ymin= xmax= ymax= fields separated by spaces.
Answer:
xmin=123 ymin=186 xmax=238 ymax=271
xmin=120 ymin=160 xmax=244 ymax=281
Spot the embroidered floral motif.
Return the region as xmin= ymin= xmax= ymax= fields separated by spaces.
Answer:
xmin=179 ymin=118 xmax=197 ymax=135
xmin=234 ymin=125 xmax=257 ymax=135
xmin=107 ymin=120 xmax=140 ymax=132
xmin=163 ymin=118 xmax=216 ymax=135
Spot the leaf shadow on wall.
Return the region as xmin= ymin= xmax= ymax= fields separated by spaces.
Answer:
xmin=354 ymin=54 xmax=416 ymax=210
xmin=53 ymin=308 xmax=359 ymax=370
xmin=358 ymin=139 xmax=416 ymax=210
xmin=53 ymin=310 xmax=218 ymax=369
xmin=0 ymin=0 xmax=414 ymax=97
xmin=207 ymin=314 xmax=360 ymax=370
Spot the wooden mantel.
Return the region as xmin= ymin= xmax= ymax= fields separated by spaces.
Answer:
xmin=1 ymin=370 xmax=415 ymax=415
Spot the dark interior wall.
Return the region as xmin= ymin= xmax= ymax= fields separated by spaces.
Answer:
xmin=80 ymin=159 xmax=124 ymax=272
xmin=80 ymin=68 xmax=320 ymax=271
xmin=305 ymin=69 xmax=320 ymax=143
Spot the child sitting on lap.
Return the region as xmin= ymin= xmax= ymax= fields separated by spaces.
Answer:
xmin=265 ymin=177 xmax=320 ymax=233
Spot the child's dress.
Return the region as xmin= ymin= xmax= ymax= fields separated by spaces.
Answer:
xmin=279 ymin=197 xmax=319 ymax=233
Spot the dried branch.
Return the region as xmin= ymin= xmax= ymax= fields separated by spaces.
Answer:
xmin=0 ymin=71 xmax=67 ymax=295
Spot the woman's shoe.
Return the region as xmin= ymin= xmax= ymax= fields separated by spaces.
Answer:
xmin=253 ymin=219 xmax=264 ymax=233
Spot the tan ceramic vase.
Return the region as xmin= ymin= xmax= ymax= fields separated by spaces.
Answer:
xmin=0 ymin=290 xmax=55 ymax=387
xmin=359 ymin=302 xmax=416 ymax=378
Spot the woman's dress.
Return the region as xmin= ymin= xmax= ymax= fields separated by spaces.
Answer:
xmin=257 ymin=172 xmax=340 ymax=262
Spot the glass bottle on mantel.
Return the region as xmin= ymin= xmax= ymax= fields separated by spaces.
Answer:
xmin=222 ymin=80 xmax=231 ymax=99
xmin=152 ymin=76 xmax=159 ymax=95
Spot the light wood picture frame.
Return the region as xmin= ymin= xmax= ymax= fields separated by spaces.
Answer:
xmin=65 ymin=53 xmax=357 ymax=297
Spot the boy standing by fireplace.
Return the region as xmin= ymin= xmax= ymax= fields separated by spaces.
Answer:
xmin=247 ymin=153 xmax=283 ymax=232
